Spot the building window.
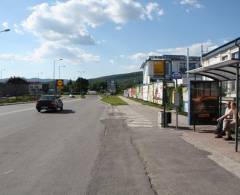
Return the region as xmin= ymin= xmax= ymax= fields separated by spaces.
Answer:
xmin=222 ymin=55 xmax=228 ymax=61
xmin=232 ymin=52 xmax=239 ymax=59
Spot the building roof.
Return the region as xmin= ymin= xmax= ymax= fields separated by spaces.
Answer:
xmin=202 ymin=37 xmax=240 ymax=60
xmin=188 ymin=59 xmax=240 ymax=81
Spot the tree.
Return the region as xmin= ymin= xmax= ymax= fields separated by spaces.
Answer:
xmin=75 ymin=77 xmax=89 ymax=94
xmin=6 ymin=77 xmax=29 ymax=96
xmin=7 ymin=77 xmax=28 ymax=85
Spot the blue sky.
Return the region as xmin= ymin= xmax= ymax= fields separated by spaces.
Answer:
xmin=0 ymin=0 xmax=239 ymax=79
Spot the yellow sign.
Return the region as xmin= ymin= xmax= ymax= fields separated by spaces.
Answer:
xmin=56 ymin=79 xmax=64 ymax=89
xmin=153 ymin=60 xmax=165 ymax=76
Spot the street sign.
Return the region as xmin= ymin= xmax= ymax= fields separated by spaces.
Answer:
xmin=172 ymin=72 xmax=182 ymax=79
xmin=56 ymin=79 xmax=64 ymax=89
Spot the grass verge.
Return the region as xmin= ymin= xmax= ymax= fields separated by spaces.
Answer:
xmin=0 ymin=95 xmax=37 ymax=105
xmin=101 ymin=96 xmax=128 ymax=106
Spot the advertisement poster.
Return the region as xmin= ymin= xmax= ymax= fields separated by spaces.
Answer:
xmin=148 ymin=84 xmax=154 ymax=103
xmin=153 ymin=82 xmax=163 ymax=105
xmin=189 ymin=81 xmax=219 ymax=125
xmin=143 ymin=85 xmax=148 ymax=101
xmin=131 ymin=87 xmax=136 ymax=98
xmin=153 ymin=60 xmax=165 ymax=76
xmin=182 ymin=87 xmax=189 ymax=112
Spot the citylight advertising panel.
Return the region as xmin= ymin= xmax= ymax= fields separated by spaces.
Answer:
xmin=189 ymin=81 xmax=220 ymax=125
xmin=153 ymin=82 xmax=163 ymax=105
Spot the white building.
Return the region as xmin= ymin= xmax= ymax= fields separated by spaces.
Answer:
xmin=141 ymin=55 xmax=201 ymax=85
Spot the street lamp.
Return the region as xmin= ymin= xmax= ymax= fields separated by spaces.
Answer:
xmin=59 ymin=65 xmax=65 ymax=79
xmin=0 ymin=29 xmax=10 ymax=33
xmin=53 ymin=58 xmax=63 ymax=80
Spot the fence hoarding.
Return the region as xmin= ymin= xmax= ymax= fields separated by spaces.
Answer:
xmin=143 ymin=85 xmax=148 ymax=101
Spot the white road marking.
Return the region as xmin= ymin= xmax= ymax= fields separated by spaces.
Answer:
xmin=0 ymin=169 xmax=14 ymax=176
xmin=116 ymin=106 xmax=154 ymax=128
xmin=0 ymin=108 xmax=34 ymax=116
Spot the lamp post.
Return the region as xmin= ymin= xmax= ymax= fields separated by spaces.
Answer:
xmin=53 ymin=58 xmax=63 ymax=80
xmin=59 ymin=65 xmax=65 ymax=79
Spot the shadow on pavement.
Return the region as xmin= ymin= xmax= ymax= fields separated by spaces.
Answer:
xmin=41 ymin=109 xmax=75 ymax=114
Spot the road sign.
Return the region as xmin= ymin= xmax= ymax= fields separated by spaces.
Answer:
xmin=172 ymin=72 xmax=182 ymax=79
xmin=56 ymin=79 xmax=64 ymax=89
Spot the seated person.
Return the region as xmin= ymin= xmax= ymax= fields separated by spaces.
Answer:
xmin=217 ymin=102 xmax=237 ymax=141
xmin=215 ymin=101 xmax=231 ymax=137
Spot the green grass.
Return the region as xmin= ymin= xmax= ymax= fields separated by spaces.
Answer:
xmin=101 ymin=96 xmax=128 ymax=106
xmin=0 ymin=95 xmax=37 ymax=105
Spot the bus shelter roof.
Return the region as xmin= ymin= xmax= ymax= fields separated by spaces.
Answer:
xmin=188 ymin=59 xmax=240 ymax=81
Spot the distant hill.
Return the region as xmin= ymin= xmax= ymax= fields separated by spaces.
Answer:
xmin=89 ymin=71 xmax=142 ymax=82
xmin=89 ymin=71 xmax=143 ymax=92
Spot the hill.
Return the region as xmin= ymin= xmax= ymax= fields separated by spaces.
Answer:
xmin=89 ymin=71 xmax=143 ymax=92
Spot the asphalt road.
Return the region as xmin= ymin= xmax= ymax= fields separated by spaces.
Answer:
xmin=0 ymin=96 xmax=155 ymax=195
xmin=0 ymin=96 xmax=107 ymax=195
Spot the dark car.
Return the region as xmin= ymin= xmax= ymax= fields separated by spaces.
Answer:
xmin=36 ymin=95 xmax=63 ymax=112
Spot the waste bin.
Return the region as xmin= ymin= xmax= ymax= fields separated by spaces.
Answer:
xmin=158 ymin=111 xmax=172 ymax=127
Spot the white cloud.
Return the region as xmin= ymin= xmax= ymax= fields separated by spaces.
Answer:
xmin=177 ymin=0 xmax=203 ymax=9
xmin=14 ymin=24 xmax=24 ymax=35
xmin=32 ymin=42 xmax=100 ymax=64
xmin=19 ymin=0 xmax=163 ymax=64
xmin=157 ymin=41 xmax=218 ymax=55
xmin=2 ymin=22 xmax=9 ymax=29
xmin=129 ymin=51 xmax=161 ymax=61
xmin=129 ymin=41 xmax=218 ymax=62
xmin=22 ymin=0 xmax=164 ymax=45
xmin=0 ymin=42 xmax=100 ymax=64
xmin=115 ymin=26 xmax=123 ymax=31
xmin=109 ymin=59 xmax=115 ymax=64
xmin=145 ymin=2 xmax=164 ymax=20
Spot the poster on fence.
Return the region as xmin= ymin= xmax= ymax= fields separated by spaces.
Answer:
xmin=182 ymin=87 xmax=188 ymax=112
xmin=148 ymin=84 xmax=154 ymax=103
xmin=153 ymin=82 xmax=163 ymax=105
xmin=143 ymin=85 xmax=148 ymax=101
xmin=189 ymin=81 xmax=219 ymax=125
xmin=131 ymin=87 xmax=136 ymax=98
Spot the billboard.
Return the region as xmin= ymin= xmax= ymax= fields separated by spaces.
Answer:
xmin=153 ymin=60 xmax=165 ymax=76
xmin=189 ymin=81 xmax=220 ymax=125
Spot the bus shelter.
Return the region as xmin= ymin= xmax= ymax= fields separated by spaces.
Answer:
xmin=188 ymin=55 xmax=240 ymax=151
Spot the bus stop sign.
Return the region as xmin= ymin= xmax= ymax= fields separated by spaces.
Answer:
xmin=172 ymin=72 xmax=182 ymax=80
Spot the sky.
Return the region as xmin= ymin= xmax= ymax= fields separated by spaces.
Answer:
xmin=0 ymin=0 xmax=239 ymax=80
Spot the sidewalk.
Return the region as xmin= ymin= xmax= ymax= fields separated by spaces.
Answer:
xmin=116 ymin=96 xmax=240 ymax=194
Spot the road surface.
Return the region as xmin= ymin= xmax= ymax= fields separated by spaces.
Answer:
xmin=0 ymin=96 xmax=154 ymax=195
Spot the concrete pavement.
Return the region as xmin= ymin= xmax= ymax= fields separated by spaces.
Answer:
xmin=117 ymin=96 xmax=240 ymax=195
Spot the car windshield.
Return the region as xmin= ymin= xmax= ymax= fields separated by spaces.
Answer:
xmin=39 ymin=96 xmax=56 ymax=101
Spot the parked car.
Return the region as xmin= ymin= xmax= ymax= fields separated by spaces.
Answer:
xmin=69 ymin=94 xmax=75 ymax=98
xmin=36 ymin=95 xmax=63 ymax=112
